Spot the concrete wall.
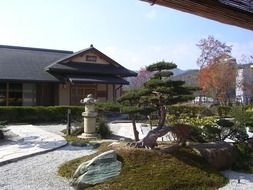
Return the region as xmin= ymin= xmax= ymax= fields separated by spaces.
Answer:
xmin=58 ymin=83 xmax=70 ymax=105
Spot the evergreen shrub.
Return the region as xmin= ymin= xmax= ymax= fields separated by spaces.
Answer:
xmin=96 ymin=118 xmax=112 ymax=138
xmin=168 ymin=105 xmax=209 ymax=117
xmin=0 ymin=106 xmax=84 ymax=124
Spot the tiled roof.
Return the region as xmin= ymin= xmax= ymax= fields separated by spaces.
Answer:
xmin=46 ymin=46 xmax=137 ymax=77
xmin=47 ymin=61 xmax=137 ymax=77
xmin=0 ymin=45 xmax=136 ymax=83
xmin=0 ymin=45 xmax=72 ymax=82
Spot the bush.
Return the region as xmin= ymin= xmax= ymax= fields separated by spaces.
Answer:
xmin=96 ymin=102 xmax=121 ymax=112
xmin=217 ymin=106 xmax=232 ymax=117
xmin=96 ymin=118 xmax=111 ymax=138
xmin=168 ymin=105 xmax=208 ymax=117
xmin=166 ymin=113 xmax=215 ymax=127
xmin=232 ymin=143 xmax=253 ymax=172
xmin=0 ymin=106 xmax=84 ymax=124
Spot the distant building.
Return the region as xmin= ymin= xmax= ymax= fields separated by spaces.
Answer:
xmin=236 ymin=64 xmax=253 ymax=104
xmin=192 ymin=96 xmax=214 ymax=104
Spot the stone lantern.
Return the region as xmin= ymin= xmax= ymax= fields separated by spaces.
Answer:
xmin=78 ymin=94 xmax=98 ymax=138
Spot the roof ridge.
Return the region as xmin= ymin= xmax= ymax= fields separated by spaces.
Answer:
xmin=0 ymin=44 xmax=73 ymax=54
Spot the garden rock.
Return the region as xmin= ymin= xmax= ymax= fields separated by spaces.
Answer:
xmin=191 ymin=141 xmax=237 ymax=170
xmin=69 ymin=141 xmax=88 ymax=147
xmin=71 ymin=150 xmax=122 ymax=190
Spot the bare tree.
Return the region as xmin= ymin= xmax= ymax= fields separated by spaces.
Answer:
xmin=197 ymin=35 xmax=232 ymax=68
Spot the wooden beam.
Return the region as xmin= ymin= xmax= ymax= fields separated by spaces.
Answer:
xmin=141 ymin=0 xmax=253 ymax=31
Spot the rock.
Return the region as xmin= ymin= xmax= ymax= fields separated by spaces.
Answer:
xmin=71 ymin=150 xmax=122 ymax=190
xmin=87 ymin=142 xmax=100 ymax=149
xmin=191 ymin=141 xmax=237 ymax=170
xmin=69 ymin=141 xmax=87 ymax=147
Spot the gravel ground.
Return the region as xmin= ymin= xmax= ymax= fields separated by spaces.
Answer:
xmin=219 ymin=170 xmax=253 ymax=190
xmin=3 ymin=124 xmax=253 ymax=190
xmin=0 ymin=145 xmax=95 ymax=190
xmin=34 ymin=124 xmax=68 ymax=136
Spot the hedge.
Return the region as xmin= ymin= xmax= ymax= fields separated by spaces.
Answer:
xmin=0 ymin=106 xmax=85 ymax=124
xmin=168 ymin=105 xmax=208 ymax=117
xmin=217 ymin=106 xmax=232 ymax=117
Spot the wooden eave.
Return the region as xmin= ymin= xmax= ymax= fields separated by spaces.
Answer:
xmin=141 ymin=0 xmax=253 ymax=31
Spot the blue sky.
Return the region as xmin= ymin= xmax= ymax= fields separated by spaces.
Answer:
xmin=0 ymin=0 xmax=252 ymax=70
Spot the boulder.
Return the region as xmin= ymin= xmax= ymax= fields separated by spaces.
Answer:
xmin=191 ymin=141 xmax=237 ymax=170
xmin=71 ymin=150 xmax=122 ymax=190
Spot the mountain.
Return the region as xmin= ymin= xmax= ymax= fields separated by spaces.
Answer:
xmin=172 ymin=69 xmax=199 ymax=86
xmin=172 ymin=68 xmax=185 ymax=76
xmin=124 ymin=68 xmax=198 ymax=90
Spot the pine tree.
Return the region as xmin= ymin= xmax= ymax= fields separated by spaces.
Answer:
xmin=119 ymin=61 xmax=196 ymax=148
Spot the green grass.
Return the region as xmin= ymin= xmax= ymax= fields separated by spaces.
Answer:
xmin=58 ymin=143 xmax=227 ymax=190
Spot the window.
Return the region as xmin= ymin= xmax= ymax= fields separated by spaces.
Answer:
xmin=23 ymin=83 xmax=37 ymax=106
xmin=86 ymin=55 xmax=97 ymax=62
xmin=8 ymin=83 xmax=22 ymax=106
xmin=0 ymin=83 xmax=37 ymax=106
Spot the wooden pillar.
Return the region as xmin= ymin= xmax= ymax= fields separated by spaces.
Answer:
xmin=69 ymin=83 xmax=72 ymax=105
xmin=113 ymin=84 xmax=115 ymax=101
xmin=106 ymin=84 xmax=108 ymax=101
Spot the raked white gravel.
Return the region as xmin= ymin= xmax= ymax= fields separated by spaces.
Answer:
xmin=219 ymin=170 xmax=253 ymax=190
xmin=0 ymin=145 xmax=95 ymax=190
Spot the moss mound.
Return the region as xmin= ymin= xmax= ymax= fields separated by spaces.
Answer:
xmin=58 ymin=143 xmax=227 ymax=190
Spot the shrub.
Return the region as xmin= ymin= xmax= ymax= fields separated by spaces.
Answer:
xmin=217 ymin=106 xmax=232 ymax=117
xmin=166 ymin=113 xmax=215 ymax=127
xmin=0 ymin=106 xmax=84 ymax=124
xmin=168 ymin=105 xmax=208 ymax=117
xmin=96 ymin=102 xmax=121 ymax=112
xmin=61 ymin=126 xmax=84 ymax=136
xmin=96 ymin=118 xmax=111 ymax=138
xmin=232 ymin=143 xmax=253 ymax=172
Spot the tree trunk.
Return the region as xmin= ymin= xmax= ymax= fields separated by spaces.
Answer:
xmin=131 ymin=126 xmax=172 ymax=149
xmin=130 ymin=124 xmax=190 ymax=149
xmin=131 ymin=115 xmax=139 ymax=141
xmin=157 ymin=106 xmax=166 ymax=129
